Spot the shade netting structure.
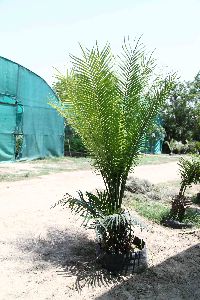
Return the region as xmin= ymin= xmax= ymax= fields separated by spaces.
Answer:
xmin=0 ymin=57 xmax=64 ymax=162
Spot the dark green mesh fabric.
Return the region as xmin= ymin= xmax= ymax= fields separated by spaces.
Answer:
xmin=0 ymin=57 xmax=64 ymax=162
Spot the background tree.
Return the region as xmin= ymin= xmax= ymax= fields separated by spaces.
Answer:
xmin=189 ymin=72 xmax=200 ymax=141
xmin=54 ymin=75 xmax=87 ymax=155
xmin=162 ymin=72 xmax=200 ymax=143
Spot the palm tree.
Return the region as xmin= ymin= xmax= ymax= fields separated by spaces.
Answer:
xmin=170 ymin=156 xmax=200 ymax=221
xmin=52 ymin=38 xmax=174 ymax=256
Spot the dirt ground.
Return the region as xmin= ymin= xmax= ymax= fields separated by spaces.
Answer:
xmin=0 ymin=162 xmax=199 ymax=300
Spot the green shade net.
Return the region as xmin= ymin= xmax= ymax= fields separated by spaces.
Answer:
xmin=140 ymin=117 xmax=164 ymax=154
xmin=0 ymin=57 xmax=64 ymax=162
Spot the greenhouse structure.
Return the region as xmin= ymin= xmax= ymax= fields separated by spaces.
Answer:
xmin=0 ymin=57 xmax=64 ymax=162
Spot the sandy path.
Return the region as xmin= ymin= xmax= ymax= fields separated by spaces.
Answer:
xmin=0 ymin=161 xmax=180 ymax=214
xmin=133 ymin=161 xmax=180 ymax=183
xmin=0 ymin=162 xmax=199 ymax=300
xmin=0 ymin=170 xmax=104 ymax=300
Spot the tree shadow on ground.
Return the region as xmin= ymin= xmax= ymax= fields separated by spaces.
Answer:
xmin=16 ymin=227 xmax=121 ymax=290
xmin=16 ymin=227 xmax=200 ymax=297
xmin=95 ymin=242 xmax=200 ymax=300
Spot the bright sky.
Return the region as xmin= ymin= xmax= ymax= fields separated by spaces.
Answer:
xmin=0 ymin=0 xmax=199 ymax=85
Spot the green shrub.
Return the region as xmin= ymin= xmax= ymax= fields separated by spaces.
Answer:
xmin=64 ymin=125 xmax=87 ymax=155
xmin=164 ymin=139 xmax=200 ymax=154
xmin=178 ymin=156 xmax=200 ymax=197
xmin=165 ymin=139 xmax=186 ymax=154
xmin=15 ymin=135 xmax=23 ymax=158
xmin=191 ymin=193 xmax=200 ymax=204
xmin=186 ymin=141 xmax=199 ymax=154
xmin=65 ymin=134 xmax=87 ymax=154
xmin=169 ymin=156 xmax=200 ymax=221
xmin=183 ymin=210 xmax=200 ymax=227
xmin=194 ymin=141 xmax=200 ymax=154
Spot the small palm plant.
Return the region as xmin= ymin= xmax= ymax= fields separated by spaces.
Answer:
xmin=170 ymin=156 xmax=200 ymax=221
xmin=52 ymin=38 xmax=174 ymax=264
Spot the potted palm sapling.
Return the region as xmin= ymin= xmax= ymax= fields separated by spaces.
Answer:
xmin=165 ymin=156 xmax=200 ymax=228
xmin=52 ymin=38 xmax=174 ymax=273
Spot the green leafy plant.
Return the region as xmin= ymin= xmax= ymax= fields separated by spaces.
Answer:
xmin=195 ymin=141 xmax=200 ymax=154
xmin=55 ymin=191 xmax=142 ymax=254
xmin=15 ymin=134 xmax=23 ymax=159
xmin=170 ymin=156 xmax=200 ymax=221
xmin=178 ymin=156 xmax=200 ymax=197
xmin=64 ymin=125 xmax=87 ymax=156
xmin=162 ymin=75 xmax=200 ymax=143
xmin=51 ymin=38 xmax=174 ymax=259
xmin=164 ymin=139 xmax=187 ymax=154
xmin=186 ymin=140 xmax=200 ymax=154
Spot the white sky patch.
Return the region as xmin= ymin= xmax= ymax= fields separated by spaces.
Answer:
xmin=0 ymin=0 xmax=199 ymax=85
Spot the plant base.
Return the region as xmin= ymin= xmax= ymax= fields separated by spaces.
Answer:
xmin=162 ymin=219 xmax=193 ymax=229
xmin=96 ymin=238 xmax=147 ymax=275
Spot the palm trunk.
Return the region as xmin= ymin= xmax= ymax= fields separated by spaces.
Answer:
xmin=102 ymin=172 xmax=129 ymax=213
xmin=179 ymin=183 xmax=187 ymax=197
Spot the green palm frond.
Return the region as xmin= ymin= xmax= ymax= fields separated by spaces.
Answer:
xmin=178 ymin=156 xmax=200 ymax=196
xmin=94 ymin=210 xmax=144 ymax=254
xmin=52 ymin=190 xmax=116 ymax=226
xmin=51 ymin=39 xmax=175 ymax=255
xmin=52 ymin=38 xmax=175 ymax=213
